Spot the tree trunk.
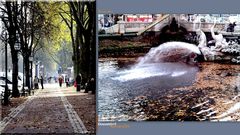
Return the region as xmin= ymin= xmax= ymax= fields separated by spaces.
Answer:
xmin=11 ymin=52 xmax=20 ymax=97
xmin=79 ymin=35 xmax=90 ymax=85
xmin=24 ymin=56 xmax=30 ymax=90
xmin=84 ymin=1 xmax=96 ymax=94
xmin=73 ymin=60 xmax=77 ymax=78
xmin=90 ymin=2 xmax=96 ymax=94
xmin=75 ymin=25 xmax=81 ymax=79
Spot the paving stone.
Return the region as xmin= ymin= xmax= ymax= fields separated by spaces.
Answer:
xmin=1 ymin=84 xmax=93 ymax=134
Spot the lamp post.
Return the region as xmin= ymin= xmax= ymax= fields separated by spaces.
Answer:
xmin=3 ymin=31 xmax=20 ymax=105
xmin=22 ymin=56 xmax=25 ymax=96
xmin=35 ymin=58 xmax=39 ymax=78
xmin=14 ymin=34 xmax=21 ymax=96
xmin=29 ymin=55 xmax=33 ymax=95
xmin=4 ymin=32 xmax=9 ymax=105
xmin=40 ymin=65 xmax=44 ymax=77
xmin=12 ymin=32 xmax=22 ymax=96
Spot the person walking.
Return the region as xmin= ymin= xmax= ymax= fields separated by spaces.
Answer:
xmin=58 ymin=75 xmax=63 ymax=87
xmin=76 ymin=73 xmax=82 ymax=92
xmin=227 ymin=22 xmax=236 ymax=32
xmin=65 ymin=76 xmax=69 ymax=87
xmin=34 ymin=76 xmax=39 ymax=89
xmin=40 ymin=76 xmax=44 ymax=89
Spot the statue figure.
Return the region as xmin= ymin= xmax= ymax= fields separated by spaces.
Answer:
xmin=210 ymin=23 xmax=229 ymax=51
xmin=196 ymin=29 xmax=207 ymax=48
xmin=196 ymin=28 xmax=213 ymax=60
xmin=194 ymin=21 xmax=229 ymax=61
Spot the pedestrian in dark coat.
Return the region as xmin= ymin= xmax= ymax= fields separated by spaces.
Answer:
xmin=34 ymin=76 xmax=39 ymax=89
xmin=40 ymin=76 xmax=44 ymax=89
xmin=65 ymin=76 xmax=69 ymax=87
xmin=58 ymin=75 xmax=63 ymax=87
xmin=227 ymin=22 xmax=236 ymax=32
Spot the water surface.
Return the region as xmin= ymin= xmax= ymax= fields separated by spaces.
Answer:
xmin=98 ymin=59 xmax=199 ymax=121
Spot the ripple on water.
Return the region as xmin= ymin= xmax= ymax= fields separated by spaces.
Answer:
xmin=98 ymin=60 xmax=199 ymax=121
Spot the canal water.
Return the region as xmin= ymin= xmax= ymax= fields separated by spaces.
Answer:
xmin=98 ymin=41 xmax=203 ymax=121
xmin=98 ymin=59 xmax=199 ymax=121
xmin=98 ymin=41 xmax=240 ymax=121
xmin=98 ymin=59 xmax=240 ymax=121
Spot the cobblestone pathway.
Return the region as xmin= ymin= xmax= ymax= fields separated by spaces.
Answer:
xmin=0 ymin=84 xmax=88 ymax=134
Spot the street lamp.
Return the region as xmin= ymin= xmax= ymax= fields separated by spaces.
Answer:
xmin=2 ymin=31 xmax=20 ymax=105
xmin=22 ymin=56 xmax=25 ymax=96
xmin=14 ymin=42 xmax=20 ymax=50
xmin=13 ymin=33 xmax=24 ymax=96
xmin=34 ymin=58 xmax=39 ymax=78
xmin=14 ymin=34 xmax=21 ymax=96
xmin=29 ymin=55 xmax=33 ymax=95
xmin=40 ymin=65 xmax=44 ymax=77
xmin=3 ymin=32 xmax=9 ymax=105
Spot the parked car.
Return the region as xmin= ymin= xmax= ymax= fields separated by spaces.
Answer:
xmin=0 ymin=85 xmax=12 ymax=104
xmin=0 ymin=77 xmax=13 ymax=96
xmin=0 ymin=85 xmax=4 ymax=96
xmin=0 ymin=77 xmax=13 ymax=89
xmin=0 ymin=72 xmax=23 ymax=91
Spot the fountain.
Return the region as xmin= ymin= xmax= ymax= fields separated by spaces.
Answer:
xmin=196 ymin=28 xmax=207 ymax=48
xmin=112 ymin=41 xmax=201 ymax=82
xmin=196 ymin=28 xmax=216 ymax=61
xmin=210 ymin=22 xmax=229 ymax=51
xmin=194 ymin=21 xmax=240 ymax=63
xmin=113 ymin=23 xmax=239 ymax=83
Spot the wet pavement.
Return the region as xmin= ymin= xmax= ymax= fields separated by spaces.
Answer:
xmin=0 ymin=84 xmax=91 ymax=134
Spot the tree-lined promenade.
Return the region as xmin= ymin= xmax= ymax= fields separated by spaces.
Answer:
xmin=0 ymin=1 xmax=96 ymax=103
xmin=0 ymin=1 xmax=96 ymax=134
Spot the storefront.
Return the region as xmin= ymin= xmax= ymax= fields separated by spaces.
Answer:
xmin=125 ymin=14 xmax=153 ymax=23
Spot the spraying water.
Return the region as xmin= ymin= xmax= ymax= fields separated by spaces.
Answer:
xmin=136 ymin=41 xmax=201 ymax=65
xmin=113 ymin=41 xmax=201 ymax=82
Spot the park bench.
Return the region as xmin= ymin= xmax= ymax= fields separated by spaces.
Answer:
xmin=20 ymin=87 xmax=30 ymax=96
xmin=1 ymin=90 xmax=11 ymax=105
